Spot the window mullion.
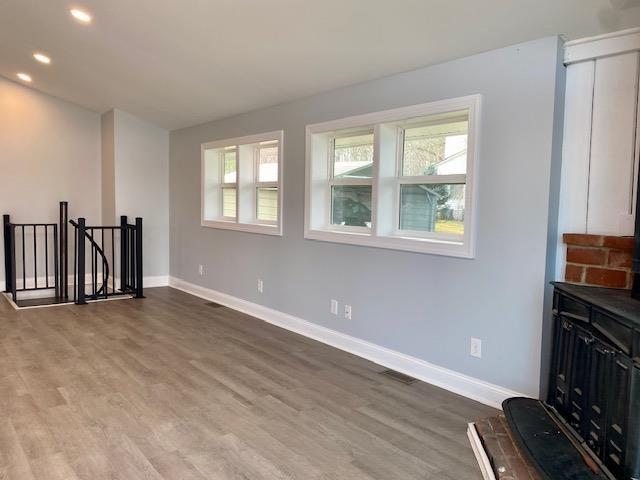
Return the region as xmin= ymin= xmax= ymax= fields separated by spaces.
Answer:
xmin=329 ymin=178 xmax=373 ymax=186
xmin=398 ymin=174 xmax=466 ymax=185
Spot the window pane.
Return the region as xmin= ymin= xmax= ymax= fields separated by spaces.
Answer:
xmin=402 ymin=119 xmax=468 ymax=176
xmin=223 ymin=149 xmax=236 ymax=183
xmin=257 ymin=187 xmax=278 ymax=222
xmin=333 ymin=133 xmax=373 ymax=179
xmin=331 ymin=185 xmax=372 ymax=228
xmin=399 ymin=183 xmax=464 ymax=235
xmin=222 ymin=187 xmax=236 ymax=217
xmin=258 ymin=144 xmax=278 ymax=182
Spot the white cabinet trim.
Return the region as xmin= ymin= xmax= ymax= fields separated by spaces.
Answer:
xmin=565 ymin=27 xmax=640 ymax=65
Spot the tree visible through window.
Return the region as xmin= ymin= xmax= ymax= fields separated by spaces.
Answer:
xmin=305 ymin=96 xmax=479 ymax=257
xmin=400 ymin=121 xmax=468 ymax=235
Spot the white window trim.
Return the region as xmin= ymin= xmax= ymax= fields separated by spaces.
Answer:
xmin=304 ymin=95 xmax=480 ymax=258
xmin=201 ymin=130 xmax=283 ymax=236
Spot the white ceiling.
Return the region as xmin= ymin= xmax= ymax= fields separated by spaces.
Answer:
xmin=2 ymin=0 xmax=640 ymax=130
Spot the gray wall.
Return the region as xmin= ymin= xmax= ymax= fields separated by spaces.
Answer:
xmin=0 ymin=77 xmax=101 ymax=287
xmin=169 ymin=36 xmax=565 ymax=397
xmin=110 ymin=109 xmax=170 ymax=278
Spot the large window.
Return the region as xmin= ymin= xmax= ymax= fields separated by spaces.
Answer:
xmin=305 ymin=96 xmax=480 ymax=257
xmin=202 ymin=131 xmax=283 ymax=235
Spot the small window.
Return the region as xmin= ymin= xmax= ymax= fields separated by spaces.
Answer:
xmin=257 ymin=142 xmax=278 ymax=182
xmin=401 ymin=119 xmax=468 ymax=176
xmin=399 ymin=183 xmax=465 ymax=235
xmin=223 ymin=148 xmax=237 ymax=183
xmin=398 ymin=114 xmax=468 ymax=238
xmin=331 ymin=185 xmax=372 ymax=228
xmin=257 ymin=187 xmax=278 ymax=222
xmin=220 ymin=147 xmax=238 ymax=219
xmin=329 ymin=131 xmax=374 ymax=230
xmin=222 ymin=187 xmax=237 ymax=218
xmin=305 ymin=95 xmax=480 ymax=257
xmin=333 ymin=133 xmax=374 ymax=179
xmin=202 ymin=131 xmax=283 ymax=235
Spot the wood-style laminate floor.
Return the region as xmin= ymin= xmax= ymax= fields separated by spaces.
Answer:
xmin=0 ymin=287 xmax=497 ymax=479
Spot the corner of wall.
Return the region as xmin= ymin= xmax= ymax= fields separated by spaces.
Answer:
xmin=539 ymin=36 xmax=568 ymax=399
xmin=101 ymin=110 xmax=116 ymax=226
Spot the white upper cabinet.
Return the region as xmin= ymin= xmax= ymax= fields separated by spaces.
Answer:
xmin=560 ymin=28 xmax=640 ymax=238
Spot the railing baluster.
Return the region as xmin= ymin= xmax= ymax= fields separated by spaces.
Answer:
xmin=3 ymin=215 xmax=11 ymax=294
xmin=33 ymin=225 xmax=37 ymax=289
xmin=21 ymin=225 xmax=25 ymax=290
xmin=91 ymin=229 xmax=96 ymax=300
xmin=100 ymin=229 xmax=104 ymax=298
xmin=45 ymin=225 xmax=49 ymax=289
xmin=76 ymin=218 xmax=86 ymax=304
xmin=111 ymin=228 xmax=115 ymax=294
xmin=10 ymin=226 xmax=17 ymax=302
xmin=73 ymin=226 xmax=77 ymax=302
xmin=130 ymin=225 xmax=135 ymax=294
xmin=53 ymin=225 xmax=59 ymax=298
xmin=60 ymin=201 xmax=68 ymax=301
xmin=135 ymin=218 xmax=143 ymax=298
xmin=120 ymin=216 xmax=127 ymax=292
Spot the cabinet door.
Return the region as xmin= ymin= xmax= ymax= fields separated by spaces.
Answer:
xmin=605 ymin=354 xmax=632 ymax=478
xmin=568 ymin=326 xmax=593 ymax=437
xmin=585 ymin=339 xmax=613 ymax=459
xmin=552 ymin=316 xmax=575 ymax=417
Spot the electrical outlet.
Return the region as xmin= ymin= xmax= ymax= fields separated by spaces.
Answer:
xmin=198 ymin=264 xmax=204 ymax=276
xmin=344 ymin=305 xmax=352 ymax=320
xmin=257 ymin=279 xmax=264 ymax=293
xmin=330 ymin=299 xmax=338 ymax=315
xmin=470 ymin=337 xmax=482 ymax=359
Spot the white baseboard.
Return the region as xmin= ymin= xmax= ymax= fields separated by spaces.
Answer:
xmin=168 ymin=276 xmax=526 ymax=409
xmin=144 ymin=275 xmax=169 ymax=288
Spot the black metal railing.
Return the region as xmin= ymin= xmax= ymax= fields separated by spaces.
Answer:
xmin=3 ymin=201 xmax=68 ymax=303
xmin=3 ymin=202 xmax=143 ymax=307
xmin=70 ymin=216 xmax=143 ymax=304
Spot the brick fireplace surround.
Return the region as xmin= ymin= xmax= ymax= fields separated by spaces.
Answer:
xmin=563 ymin=233 xmax=635 ymax=289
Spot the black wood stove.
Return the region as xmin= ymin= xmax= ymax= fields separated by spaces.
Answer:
xmin=493 ymin=165 xmax=640 ymax=480
xmin=521 ymin=166 xmax=640 ymax=479
xmin=546 ymin=283 xmax=640 ymax=479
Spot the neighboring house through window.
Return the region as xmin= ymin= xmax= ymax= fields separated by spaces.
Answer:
xmin=305 ymin=95 xmax=480 ymax=257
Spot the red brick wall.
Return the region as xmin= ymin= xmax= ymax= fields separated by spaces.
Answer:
xmin=563 ymin=233 xmax=634 ymax=289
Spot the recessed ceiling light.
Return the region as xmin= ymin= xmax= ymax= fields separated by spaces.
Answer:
xmin=17 ymin=73 xmax=32 ymax=83
xmin=70 ymin=8 xmax=92 ymax=23
xmin=33 ymin=53 xmax=51 ymax=64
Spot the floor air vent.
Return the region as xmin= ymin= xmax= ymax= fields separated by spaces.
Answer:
xmin=379 ymin=369 xmax=417 ymax=385
xmin=205 ymin=301 xmax=225 ymax=308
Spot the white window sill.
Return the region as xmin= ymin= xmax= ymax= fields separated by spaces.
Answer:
xmin=304 ymin=228 xmax=474 ymax=258
xmin=202 ymin=219 xmax=282 ymax=236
